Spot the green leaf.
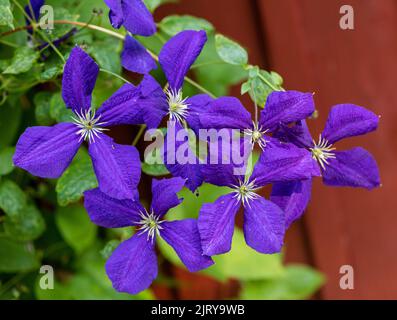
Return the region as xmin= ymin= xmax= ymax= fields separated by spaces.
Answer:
xmin=0 ymin=179 xmax=27 ymax=219
xmin=34 ymin=92 xmax=53 ymax=125
xmin=241 ymin=264 xmax=325 ymax=300
xmin=0 ymin=0 xmax=14 ymax=29
xmin=144 ymin=0 xmax=177 ymax=12
xmin=4 ymin=204 xmax=46 ymax=241
xmin=141 ymin=162 xmax=169 ymax=176
xmin=215 ymin=34 xmax=248 ymax=66
xmin=3 ymin=47 xmax=40 ymax=75
xmin=159 ymin=15 xmax=214 ymax=36
xmin=88 ymin=39 xmax=122 ymax=74
xmin=100 ymin=239 xmax=120 ymax=259
xmin=0 ymin=146 xmax=15 ymax=175
xmin=0 ymin=236 xmax=39 ymax=272
xmin=56 ymin=149 xmax=98 ymax=206
xmin=0 ymin=100 xmax=22 ymax=148
xmin=55 ymin=204 xmax=97 ymax=254
xmin=214 ymin=229 xmax=284 ymax=281
xmin=194 ymin=35 xmax=248 ymax=96
xmin=49 ymin=92 xmax=74 ymax=123
xmin=245 ymin=68 xmax=284 ymax=107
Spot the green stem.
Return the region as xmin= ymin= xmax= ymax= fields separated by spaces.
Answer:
xmin=191 ymin=60 xmax=225 ymax=69
xmin=185 ymin=77 xmax=216 ymax=98
xmin=99 ymin=68 xmax=131 ymax=84
xmin=0 ymin=39 xmax=18 ymax=48
xmin=11 ymin=0 xmax=66 ymax=63
xmin=0 ymin=20 xmax=216 ymax=98
xmin=132 ymin=124 xmax=147 ymax=146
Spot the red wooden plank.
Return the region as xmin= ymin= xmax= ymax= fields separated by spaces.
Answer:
xmin=257 ymin=0 xmax=397 ymax=299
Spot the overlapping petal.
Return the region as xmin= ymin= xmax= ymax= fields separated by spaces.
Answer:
xmin=250 ymin=139 xmax=320 ymax=187
xmin=62 ymin=46 xmax=99 ymax=113
xmin=185 ymin=94 xmax=214 ymax=134
xmin=159 ymin=30 xmax=207 ymax=90
xmin=84 ymin=188 xmax=144 ymax=228
xmin=97 ymin=75 xmax=168 ymax=128
xmin=322 ymin=147 xmax=380 ymax=189
xmin=121 ymin=35 xmax=157 ymax=74
xmin=198 ymin=193 xmax=240 ymax=256
xmin=271 ymin=179 xmax=312 ymax=228
xmin=89 ymin=134 xmax=141 ymax=200
xmin=161 ymin=219 xmax=214 ymax=272
xmin=150 ymin=177 xmax=185 ymax=217
xmin=105 ymin=0 xmax=156 ymax=36
xmin=13 ymin=123 xmax=81 ymax=178
xmin=199 ymin=96 xmax=252 ymax=130
xmin=243 ymin=196 xmax=285 ymax=254
xmin=106 ymin=233 xmax=157 ymax=295
xmin=273 ymin=120 xmax=313 ymax=149
xmin=322 ymin=104 xmax=379 ymax=144
xmin=201 ymin=136 xmax=250 ymax=187
xmin=259 ymin=91 xmax=315 ymax=131
xmin=162 ymin=121 xmax=203 ymax=192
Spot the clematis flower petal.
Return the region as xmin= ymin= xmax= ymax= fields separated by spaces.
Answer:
xmin=150 ymin=177 xmax=185 ymax=217
xmin=105 ymin=0 xmax=156 ymax=36
xmin=161 ymin=219 xmax=214 ymax=272
xmin=13 ymin=123 xmax=81 ymax=178
xmin=106 ymin=233 xmax=157 ymax=295
xmin=97 ymin=75 xmax=168 ymax=128
xmin=62 ymin=46 xmax=99 ymax=113
xmin=201 ymin=136 xmax=250 ymax=187
xmin=259 ymin=91 xmax=315 ymax=131
xmin=273 ymin=120 xmax=313 ymax=149
xmin=270 ymin=179 xmax=312 ymax=228
xmin=243 ymin=196 xmax=285 ymax=254
xmin=89 ymin=134 xmax=141 ymax=200
xmin=121 ymin=35 xmax=157 ymax=74
xmin=322 ymin=147 xmax=380 ymax=189
xmin=84 ymin=188 xmax=144 ymax=228
xmin=159 ymin=30 xmax=207 ymax=91
xmin=250 ymin=139 xmax=320 ymax=187
xmin=104 ymin=0 xmax=123 ymax=29
xmin=199 ymin=96 xmax=252 ymax=130
xmin=25 ymin=0 xmax=44 ymax=25
xmin=138 ymin=75 xmax=169 ymax=129
xmin=162 ymin=121 xmax=203 ymax=192
xmin=198 ymin=193 xmax=240 ymax=256
xmin=185 ymin=94 xmax=214 ymax=134
xmin=322 ymin=104 xmax=379 ymax=144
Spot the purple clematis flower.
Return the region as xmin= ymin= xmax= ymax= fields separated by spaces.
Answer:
xmin=13 ymin=46 xmax=141 ymax=200
xmin=271 ymin=104 xmax=381 ymax=228
xmin=197 ymin=137 xmax=320 ymax=256
xmin=104 ymin=0 xmax=156 ymax=36
xmin=199 ymin=90 xmax=315 ymax=151
xmin=106 ymin=30 xmax=214 ymax=191
xmin=84 ymin=177 xmax=214 ymax=294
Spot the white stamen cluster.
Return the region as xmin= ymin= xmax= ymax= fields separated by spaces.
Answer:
xmin=72 ymin=108 xmax=107 ymax=143
xmin=165 ymin=88 xmax=189 ymax=123
xmin=244 ymin=121 xmax=269 ymax=150
xmin=135 ymin=209 xmax=164 ymax=242
xmin=231 ymin=179 xmax=260 ymax=207
xmin=309 ymin=134 xmax=336 ymax=170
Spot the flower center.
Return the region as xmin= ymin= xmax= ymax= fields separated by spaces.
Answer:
xmin=135 ymin=209 xmax=164 ymax=242
xmin=231 ymin=179 xmax=260 ymax=207
xmin=244 ymin=122 xmax=269 ymax=150
xmin=72 ymin=108 xmax=108 ymax=143
xmin=165 ymin=88 xmax=189 ymax=123
xmin=309 ymin=134 xmax=336 ymax=170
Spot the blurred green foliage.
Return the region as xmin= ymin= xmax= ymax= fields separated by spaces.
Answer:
xmin=0 ymin=0 xmax=324 ymax=300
